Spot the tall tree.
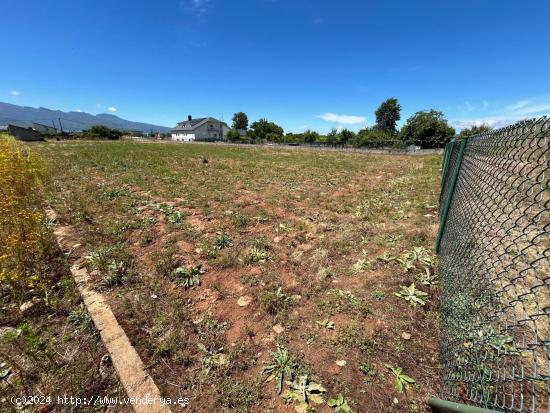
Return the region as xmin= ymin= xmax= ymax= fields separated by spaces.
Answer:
xmin=232 ymin=112 xmax=249 ymax=130
xmin=457 ymin=124 xmax=492 ymax=139
xmin=400 ymin=110 xmax=455 ymax=148
xmin=374 ymin=98 xmax=401 ymax=134
xmin=249 ymin=118 xmax=284 ymax=141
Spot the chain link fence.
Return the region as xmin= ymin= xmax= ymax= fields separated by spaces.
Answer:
xmin=435 ymin=117 xmax=550 ymax=412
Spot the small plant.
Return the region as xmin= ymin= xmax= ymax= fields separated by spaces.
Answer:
xmin=260 ymin=285 xmax=290 ymax=315
xmin=84 ymin=246 xmax=113 ymax=271
xmin=394 ymin=283 xmax=428 ymax=306
xmin=285 ymin=375 xmax=326 ymax=413
xmin=68 ymin=304 xmax=99 ymax=339
xmin=214 ymin=231 xmax=233 ymax=249
xmin=385 ymin=364 xmax=415 ymax=393
xmin=248 ymin=238 xmax=273 ymax=263
xmin=370 ymin=289 xmax=385 ymax=300
xmin=172 ymin=265 xmax=205 ymax=289
xmin=150 ymin=202 xmax=184 ymax=224
xmin=328 ymin=394 xmax=353 ymax=412
xmin=197 ymin=343 xmax=227 ymax=375
xmin=315 ymin=318 xmax=335 ymax=330
xmin=98 ymin=259 xmax=129 ymax=288
xmin=416 ymin=267 xmax=438 ymax=286
xmin=350 ymin=258 xmax=369 ymax=275
xmin=359 ymin=361 xmax=377 ymax=384
xmin=232 ymin=212 xmax=251 ymax=228
xmin=263 ymin=344 xmax=299 ymax=394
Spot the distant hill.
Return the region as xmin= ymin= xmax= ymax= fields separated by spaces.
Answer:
xmin=0 ymin=102 xmax=171 ymax=133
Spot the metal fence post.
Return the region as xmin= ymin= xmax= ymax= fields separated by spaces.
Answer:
xmin=435 ymin=138 xmax=467 ymax=252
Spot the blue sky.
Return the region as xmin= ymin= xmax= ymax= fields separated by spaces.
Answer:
xmin=1 ymin=0 xmax=550 ymax=132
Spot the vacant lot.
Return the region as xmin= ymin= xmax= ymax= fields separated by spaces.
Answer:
xmin=34 ymin=140 xmax=441 ymax=412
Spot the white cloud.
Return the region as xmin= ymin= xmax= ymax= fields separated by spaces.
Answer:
xmin=452 ymin=96 xmax=550 ymax=131
xmin=317 ymin=112 xmax=366 ymax=125
xmin=107 ymin=107 xmax=117 ymax=113
xmin=10 ymin=90 xmax=20 ymax=96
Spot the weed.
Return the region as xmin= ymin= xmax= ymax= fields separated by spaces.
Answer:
xmin=334 ymin=324 xmax=373 ymax=354
xmin=328 ymin=394 xmax=353 ymax=412
xmin=315 ymin=318 xmax=335 ymax=330
xmin=284 ymin=374 xmax=326 ymax=413
xmin=370 ymin=289 xmax=386 ymax=301
xmin=385 ymin=364 xmax=415 ymax=393
xmin=318 ymin=289 xmax=369 ymax=317
xmin=359 ymin=361 xmax=377 ymax=384
xmin=350 ymin=258 xmax=369 ymax=275
xmin=214 ymin=231 xmax=233 ymax=249
xmin=263 ymin=344 xmax=300 ymax=394
xmin=154 ymin=245 xmax=178 ymax=277
xmin=68 ymin=303 xmax=99 ymax=339
xmin=259 ymin=285 xmax=290 ymax=315
xmin=232 ymin=212 xmax=251 ymax=228
xmin=171 ymin=265 xmax=205 ymax=289
xmin=394 ymin=283 xmax=429 ymax=306
xmin=240 ymin=273 xmax=260 ymax=287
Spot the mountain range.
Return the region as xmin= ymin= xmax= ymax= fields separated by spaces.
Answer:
xmin=0 ymin=102 xmax=171 ymax=132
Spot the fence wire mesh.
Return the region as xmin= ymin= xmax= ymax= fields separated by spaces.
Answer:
xmin=437 ymin=117 xmax=550 ymax=412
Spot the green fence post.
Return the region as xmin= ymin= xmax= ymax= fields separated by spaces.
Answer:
xmin=428 ymin=397 xmax=502 ymax=413
xmin=435 ymin=138 xmax=467 ymax=253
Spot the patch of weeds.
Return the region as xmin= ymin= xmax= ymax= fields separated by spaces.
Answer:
xmin=350 ymin=258 xmax=370 ymax=275
xmin=317 ymin=267 xmax=335 ymax=279
xmin=334 ymin=324 xmax=374 ymax=355
xmin=359 ymin=361 xmax=377 ymax=384
xmin=394 ymin=283 xmax=428 ymax=307
xmin=284 ymin=374 xmax=326 ymax=413
xmin=212 ymin=250 xmax=238 ymax=268
xmin=263 ymin=344 xmax=300 ymax=394
xmin=416 ymin=267 xmax=438 ymax=286
xmin=101 ymin=187 xmax=129 ymax=200
xmin=247 ymin=237 xmax=273 ymax=263
xmin=154 ymin=245 xmax=178 ymax=277
xmin=198 ymin=342 xmax=227 ymax=375
xmin=315 ymin=318 xmax=335 ymax=330
xmin=318 ymin=289 xmax=369 ymax=317
xmin=370 ymin=289 xmax=386 ymax=301
xmin=213 ymin=231 xmax=233 ymax=249
xmin=84 ymin=246 xmax=113 ymax=273
xmin=150 ymin=202 xmax=184 ymax=224
xmin=216 ymin=377 xmax=260 ymax=413
xmin=240 ymin=273 xmax=260 ymax=287
xmin=259 ymin=285 xmax=290 ymax=315
xmin=232 ymin=212 xmax=251 ymax=228
xmin=328 ymin=394 xmax=353 ymax=413
xmin=171 ymin=265 xmax=205 ymax=289
xmin=68 ymin=304 xmax=99 ymax=339
xmin=97 ymin=259 xmax=131 ymax=289
xmin=385 ymin=364 xmax=415 ymax=393
xmin=139 ymin=228 xmax=155 ymax=246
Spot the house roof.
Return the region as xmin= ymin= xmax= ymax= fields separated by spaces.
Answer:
xmin=171 ymin=117 xmax=228 ymax=132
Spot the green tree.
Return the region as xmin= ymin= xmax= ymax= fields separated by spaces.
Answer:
xmin=303 ymin=130 xmax=320 ymax=144
xmin=326 ymin=128 xmax=338 ymax=146
xmin=375 ymin=98 xmax=401 ymax=134
xmin=249 ymin=118 xmax=284 ymax=141
xmin=84 ymin=125 xmax=123 ymax=140
xmin=353 ymin=128 xmax=400 ymax=148
xmin=400 ymin=110 xmax=455 ymax=148
xmin=457 ymin=124 xmax=492 ymax=139
xmin=338 ymin=128 xmax=355 ymax=145
xmin=227 ymin=129 xmax=241 ymax=142
xmin=232 ymin=112 xmax=249 ymax=131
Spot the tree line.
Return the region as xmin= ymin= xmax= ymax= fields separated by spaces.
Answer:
xmin=227 ymin=99 xmax=492 ymax=149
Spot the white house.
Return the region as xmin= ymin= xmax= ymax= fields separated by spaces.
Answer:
xmin=171 ymin=115 xmax=230 ymax=142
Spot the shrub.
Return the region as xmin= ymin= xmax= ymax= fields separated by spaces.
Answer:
xmin=0 ymin=135 xmax=52 ymax=296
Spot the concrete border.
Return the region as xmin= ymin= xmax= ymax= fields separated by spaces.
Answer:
xmin=46 ymin=209 xmax=172 ymax=413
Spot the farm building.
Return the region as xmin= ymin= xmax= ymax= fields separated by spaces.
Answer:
xmin=32 ymin=123 xmax=57 ymax=134
xmin=7 ymin=124 xmax=43 ymax=141
xmin=171 ymin=115 xmax=229 ymax=142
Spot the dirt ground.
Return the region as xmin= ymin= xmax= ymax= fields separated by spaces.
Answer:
xmin=32 ymin=140 xmax=442 ymax=413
